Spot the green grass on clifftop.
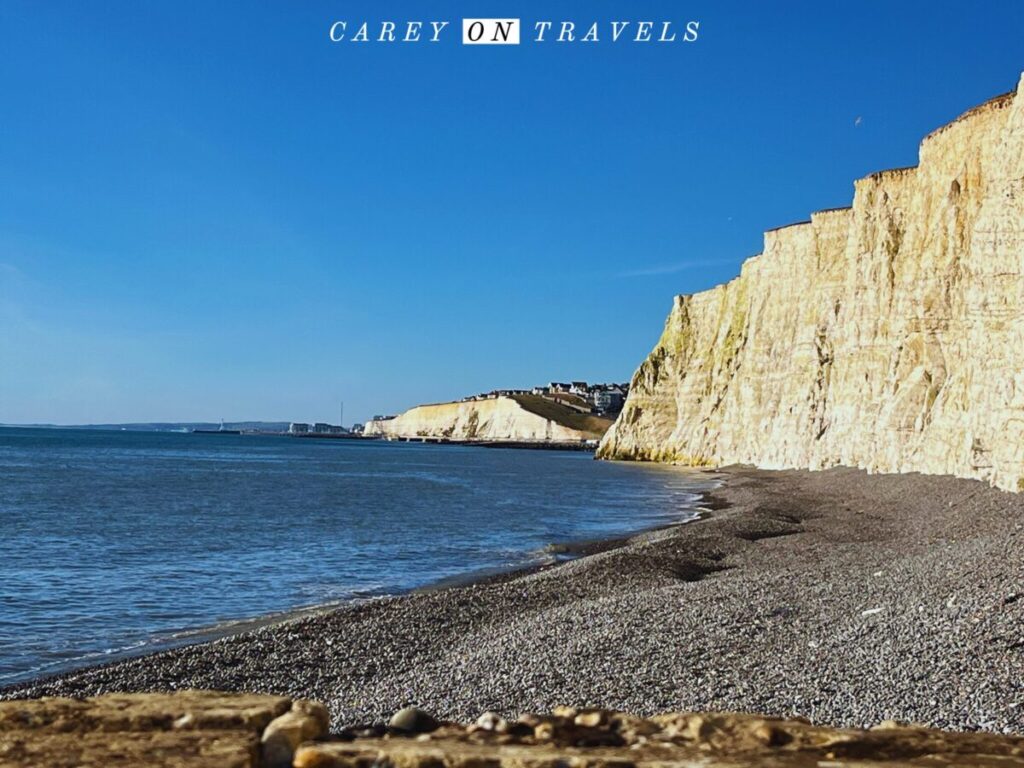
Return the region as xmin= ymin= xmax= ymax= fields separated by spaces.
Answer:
xmin=510 ymin=395 xmax=614 ymax=439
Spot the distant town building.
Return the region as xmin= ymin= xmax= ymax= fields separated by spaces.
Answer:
xmin=289 ymin=421 xmax=348 ymax=436
xmin=593 ymin=389 xmax=625 ymax=413
xmin=311 ymin=423 xmax=344 ymax=436
xmin=351 ymin=423 xmax=365 ymax=434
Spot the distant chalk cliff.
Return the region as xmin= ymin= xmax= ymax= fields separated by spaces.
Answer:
xmin=365 ymin=395 xmax=612 ymax=442
xmin=599 ymin=74 xmax=1024 ymax=492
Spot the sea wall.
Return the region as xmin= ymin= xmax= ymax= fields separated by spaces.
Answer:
xmin=599 ymin=74 xmax=1024 ymax=492
xmin=363 ymin=396 xmax=597 ymax=442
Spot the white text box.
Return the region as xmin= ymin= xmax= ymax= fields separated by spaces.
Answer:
xmin=462 ymin=18 xmax=520 ymax=45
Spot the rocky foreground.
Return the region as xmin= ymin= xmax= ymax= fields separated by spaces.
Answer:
xmin=4 ymin=690 xmax=1024 ymax=767
xmin=4 ymin=467 xmax=1024 ymax=735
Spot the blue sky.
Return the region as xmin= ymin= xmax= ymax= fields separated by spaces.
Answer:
xmin=2 ymin=1 xmax=1023 ymax=425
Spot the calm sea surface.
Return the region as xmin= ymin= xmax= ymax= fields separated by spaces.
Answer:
xmin=0 ymin=427 xmax=715 ymax=685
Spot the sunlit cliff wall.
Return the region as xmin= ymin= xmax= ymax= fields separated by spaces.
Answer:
xmin=599 ymin=75 xmax=1024 ymax=492
xmin=364 ymin=397 xmax=597 ymax=442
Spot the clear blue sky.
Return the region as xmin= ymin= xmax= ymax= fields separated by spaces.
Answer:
xmin=2 ymin=1 xmax=1023 ymax=425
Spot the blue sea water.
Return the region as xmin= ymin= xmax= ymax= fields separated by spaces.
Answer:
xmin=0 ymin=427 xmax=715 ymax=685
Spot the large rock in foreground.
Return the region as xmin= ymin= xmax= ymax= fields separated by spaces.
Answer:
xmin=599 ymin=73 xmax=1024 ymax=492
xmin=302 ymin=707 xmax=1024 ymax=767
xmin=0 ymin=690 xmax=326 ymax=768
xmin=5 ymin=693 xmax=1024 ymax=766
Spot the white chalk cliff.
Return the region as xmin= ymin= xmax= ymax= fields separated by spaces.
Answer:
xmin=364 ymin=396 xmax=609 ymax=442
xmin=599 ymin=74 xmax=1024 ymax=492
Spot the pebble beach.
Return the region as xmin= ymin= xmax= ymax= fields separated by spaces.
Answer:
xmin=5 ymin=466 xmax=1023 ymax=734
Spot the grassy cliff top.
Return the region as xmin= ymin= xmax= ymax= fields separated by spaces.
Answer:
xmin=510 ymin=395 xmax=614 ymax=439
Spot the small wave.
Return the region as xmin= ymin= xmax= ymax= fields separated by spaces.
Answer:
xmin=0 ymin=639 xmax=150 ymax=684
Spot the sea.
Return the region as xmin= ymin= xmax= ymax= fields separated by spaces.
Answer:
xmin=0 ymin=427 xmax=716 ymax=686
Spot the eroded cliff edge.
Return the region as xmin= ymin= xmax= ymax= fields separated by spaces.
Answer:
xmin=599 ymin=74 xmax=1024 ymax=492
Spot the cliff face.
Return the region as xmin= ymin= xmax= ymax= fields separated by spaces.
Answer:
xmin=599 ymin=74 xmax=1024 ymax=492
xmin=364 ymin=396 xmax=607 ymax=442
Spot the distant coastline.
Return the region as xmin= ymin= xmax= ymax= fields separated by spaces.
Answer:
xmin=0 ymin=423 xmax=601 ymax=451
xmin=0 ymin=421 xmax=291 ymax=433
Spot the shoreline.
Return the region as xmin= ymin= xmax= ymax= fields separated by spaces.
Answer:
xmin=0 ymin=484 xmax=720 ymax=690
xmin=413 ymin=489 xmax=722 ymax=594
xmin=4 ymin=466 xmax=1024 ymax=735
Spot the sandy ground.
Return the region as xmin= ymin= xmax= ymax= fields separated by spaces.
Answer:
xmin=4 ymin=466 xmax=1023 ymax=733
